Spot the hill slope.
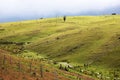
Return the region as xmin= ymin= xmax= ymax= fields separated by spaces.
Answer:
xmin=0 ymin=15 xmax=120 ymax=69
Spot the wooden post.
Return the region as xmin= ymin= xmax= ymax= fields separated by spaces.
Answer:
xmin=54 ymin=71 xmax=58 ymax=80
xmin=18 ymin=62 xmax=21 ymax=72
xmin=40 ymin=64 xmax=43 ymax=78
xmin=10 ymin=56 xmax=12 ymax=64
xmin=29 ymin=62 xmax=32 ymax=72
xmin=3 ymin=55 xmax=5 ymax=65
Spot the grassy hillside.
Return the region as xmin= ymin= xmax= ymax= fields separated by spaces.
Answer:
xmin=0 ymin=15 xmax=120 ymax=70
xmin=0 ymin=49 xmax=80 ymax=80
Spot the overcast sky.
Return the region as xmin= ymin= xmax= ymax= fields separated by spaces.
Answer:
xmin=0 ymin=0 xmax=120 ymax=22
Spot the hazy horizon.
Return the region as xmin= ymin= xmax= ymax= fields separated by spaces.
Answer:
xmin=0 ymin=0 xmax=120 ymax=23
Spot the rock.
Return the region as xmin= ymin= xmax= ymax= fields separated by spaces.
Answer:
xmin=56 ymin=37 xmax=60 ymax=40
xmin=118 ymin=37 xmax=120 ymax=39
xmin=0 ymin=77 xmax=4 ymax=80
xmin=32 ymin=72 xmax=36 ymax=77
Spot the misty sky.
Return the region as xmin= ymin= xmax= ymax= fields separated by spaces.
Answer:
xmin=0 ymin=0 xmax=120 ymax=22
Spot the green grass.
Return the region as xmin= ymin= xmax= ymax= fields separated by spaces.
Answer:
xmin=0 ymin=15 xmax=120 ymax=70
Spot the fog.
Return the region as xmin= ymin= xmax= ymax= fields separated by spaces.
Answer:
xmin=0 ymin=0 xmax=120 ymax=22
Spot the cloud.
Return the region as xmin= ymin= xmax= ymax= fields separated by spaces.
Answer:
xmin=0 ymin=0 xmax=120 ymax=22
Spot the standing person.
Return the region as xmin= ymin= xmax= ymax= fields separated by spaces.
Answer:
xmin=63 ymin=16 xmax=66 ymax=22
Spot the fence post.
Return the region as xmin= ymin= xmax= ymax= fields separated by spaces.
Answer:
xmin=29 ymin=62 xmax=32 ymax=72
xmin=3 ymin=55 xmax=5 ymax=65
xmin=54 ymin=70 xmax=58 ymax=80
xmin=40 ymin=64 xmax=43 ymax=78
xmin=18 ymin=62 xmax=21 ymax=72
xmin=10 ymin=56 xmax=12 ymax=64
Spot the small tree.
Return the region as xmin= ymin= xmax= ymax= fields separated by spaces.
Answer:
xmin=112 ymin=13 xmax=116 ymax=15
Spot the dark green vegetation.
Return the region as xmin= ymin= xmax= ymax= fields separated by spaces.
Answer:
xmin=0 ymin=15 xmax=120 ymax=79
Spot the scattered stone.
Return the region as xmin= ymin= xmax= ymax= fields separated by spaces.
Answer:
xmin=118 ymin=37 xmax=120 ymax=39
xmin=64 ymin=66 xmax=69 ymax=71
xmin=32 ymin=72 xmax=36 ymax=77
xmin=1 ymin=66 xmax=5 ymax=70
xmin=45 ymin=69 xmax=49 ymax=72
xmin=0 ymin=77 xmax=4 ymax=80
xmin=56 ymin=37 xmax=60 ymax=40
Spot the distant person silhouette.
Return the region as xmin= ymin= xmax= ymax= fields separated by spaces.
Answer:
xmin=63 ymin=16 xmax=66 ymax=22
